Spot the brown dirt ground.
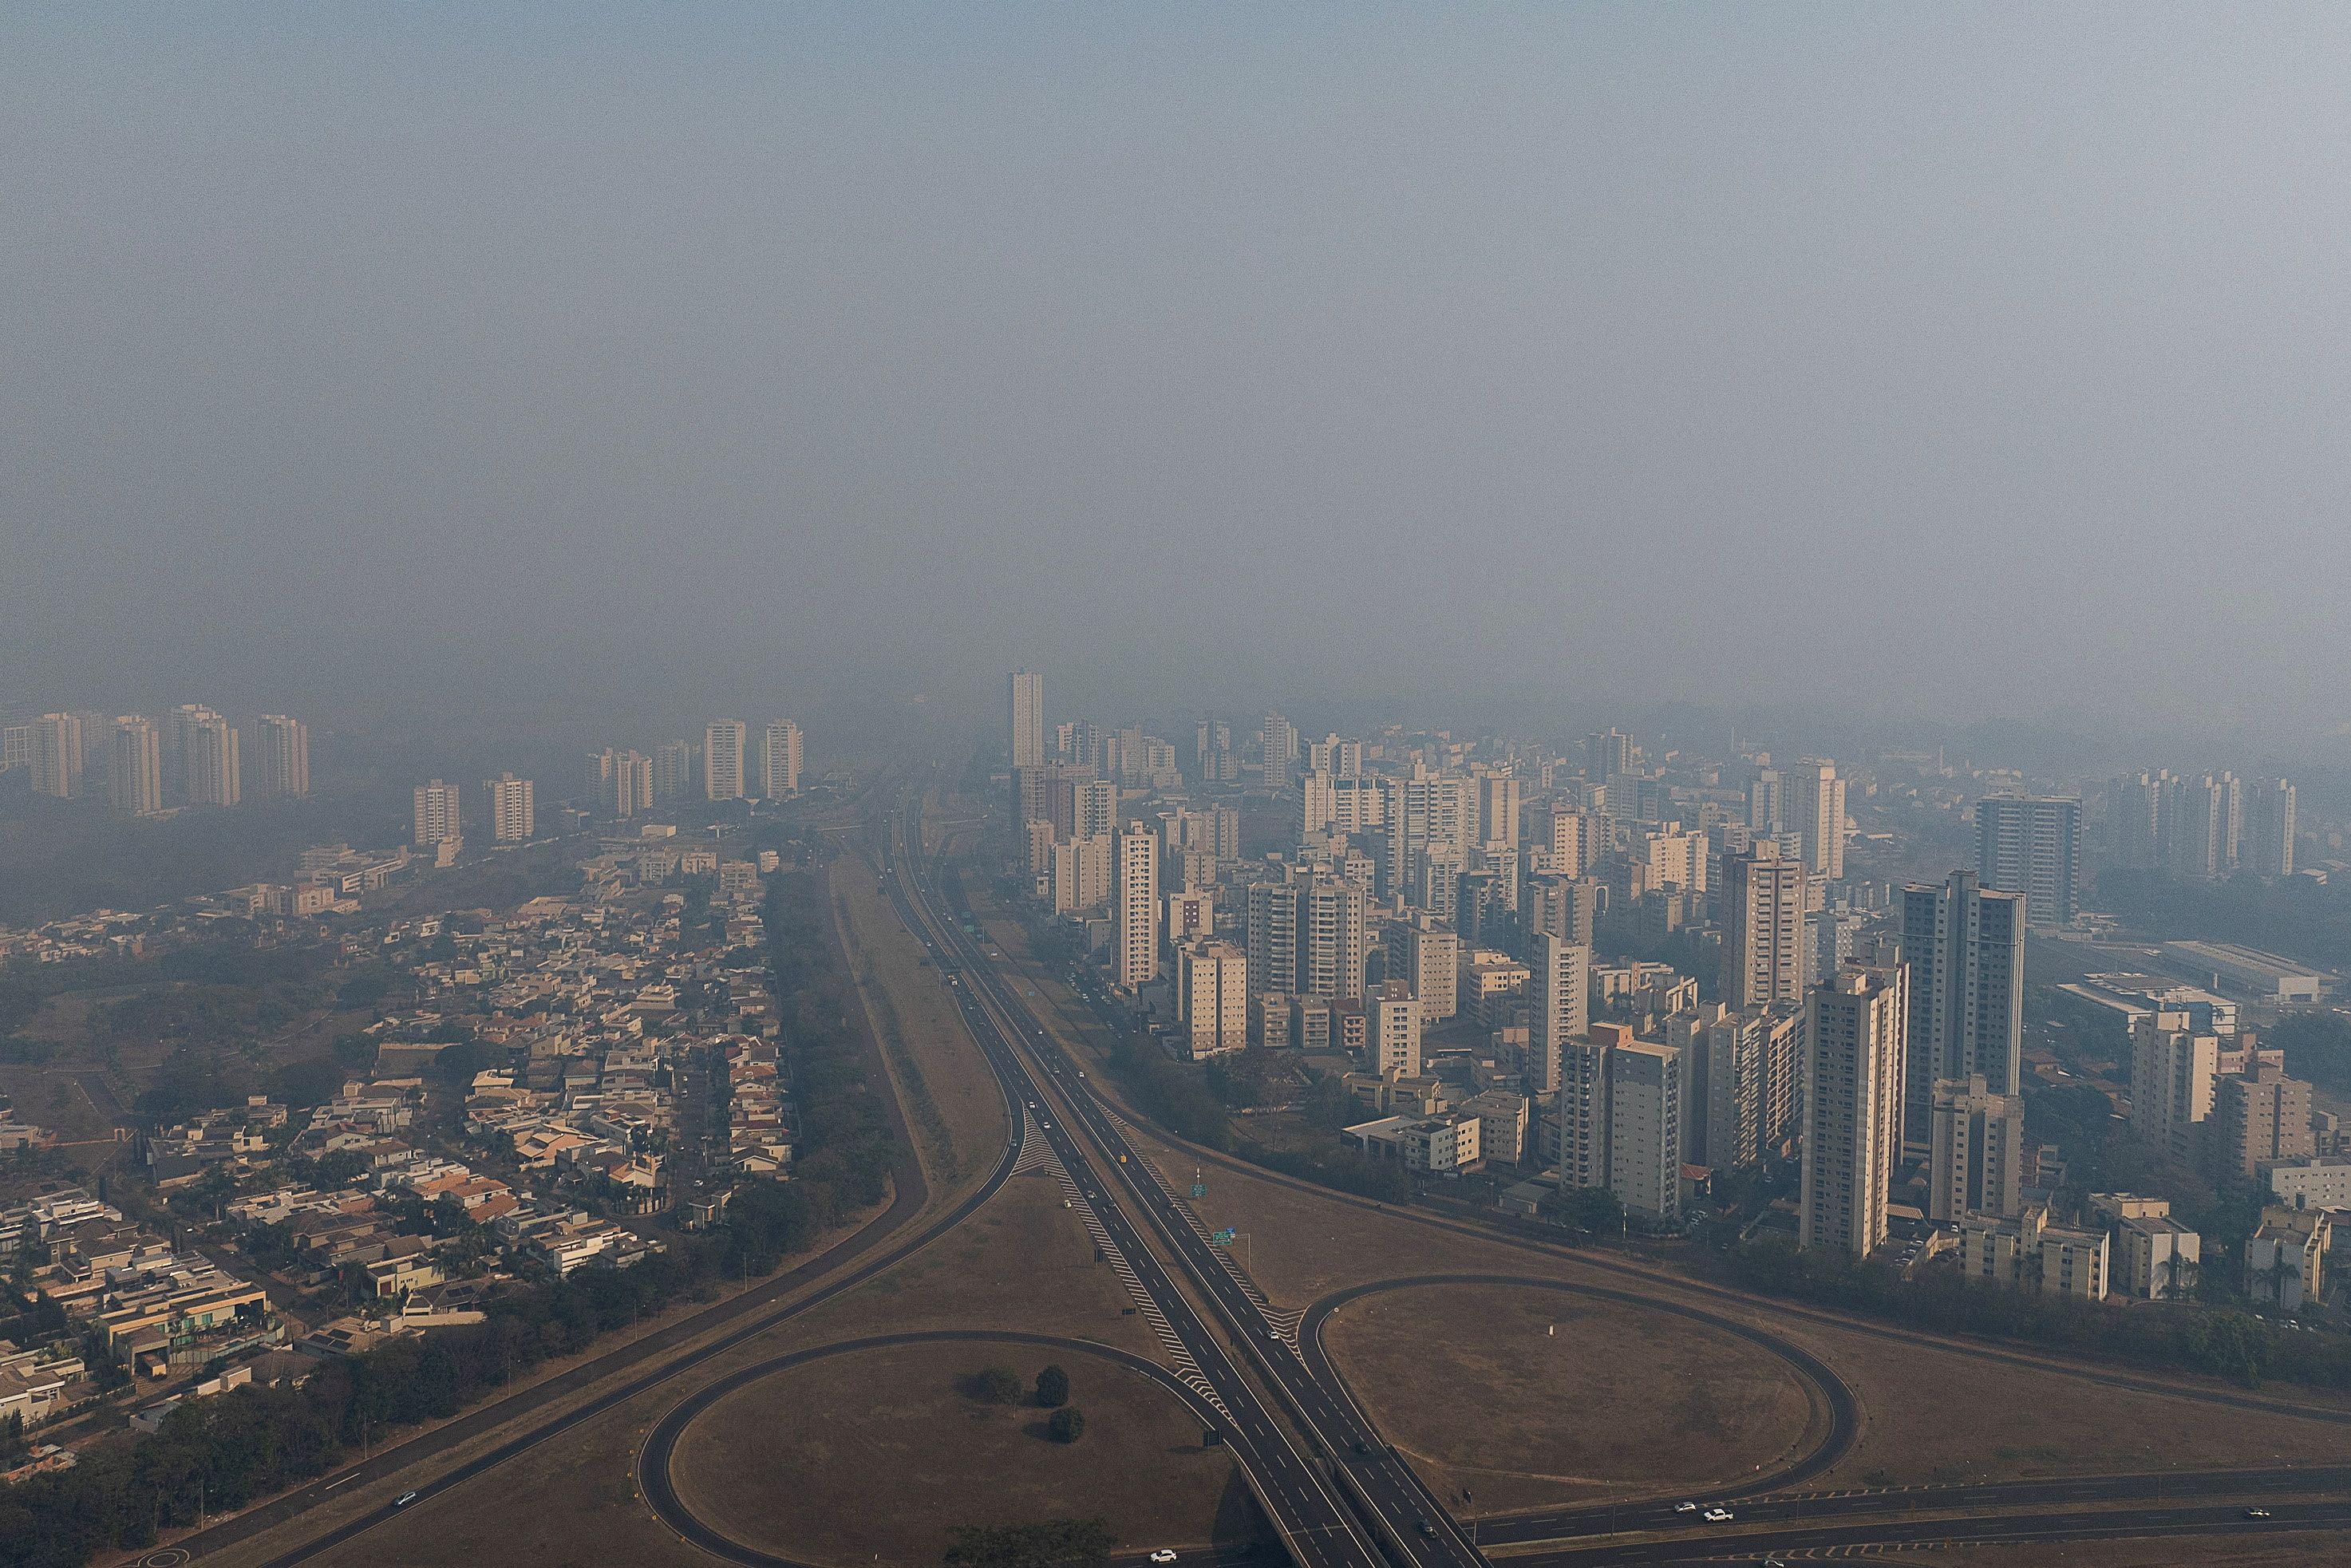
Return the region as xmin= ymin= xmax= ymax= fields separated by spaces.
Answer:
xmin=1776 ymin=1312 xmax=2351 ymax=1487
xmin=788 ymin=1161 xmax=1173 ymax=1357
xmin=1932 ymin=1532 xmax=2335 ymax=1566
xmin=1005 ymin=1001 xmax=2351 ymax=1501
xmin=0 ymin=1063 xmax=120 ymax=1143
xmin=1322 ymin=1281 xmax=1820 ymax=1513
xmin=834 ymin=850 xmax=1009 ymax=1195
xmin=215 ymin=1152 xmax=1172 ymax=1568
xmin=668 ymin=1337 xmax=1260 ymax=1565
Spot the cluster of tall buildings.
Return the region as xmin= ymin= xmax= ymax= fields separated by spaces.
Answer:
xmin=999 ymin=674 xmax=2228 ymax=1288
xmin=2108 ymin=770 xmax=2296 ymax=882
xmin=5 ymin=708 xmax=310 ymax=816
xmin=412 ymin=772 xmax=539 ymax=853
xmin=408 ymin=718 xmax=809 ymax=862
xmin=583 ymin=720 xmax=802 ymax=820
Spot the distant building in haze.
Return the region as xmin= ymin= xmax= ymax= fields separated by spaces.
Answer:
xmin=1793 ymin=760 xmax=1845 ymax=881
xmin=1974 ymin=793 xmax=2081 ymax=926
xmin=1008 ymin=669 xmax=1045 ymax=770
xmin=654 ymin=741 xmax=693 ymax=802
xmin=704 ymin=721 xmax=748 ymax=801
xmin=32 ymin=713 xmax=85 ymax=799
xmin=761 ymin=721 xmax=803 ymax=799
xmin=486 ymin=773 xmax=535 ymax=843
xmin=610 ymin=749 xmax=654 ymax=818
xmin=252 ymin=714 xmax=310 ymax=800
xmin=177 ymin=708 xmax=239 ymax=807
xmin=1175 ymin=941 xmax=1249 ymax=1060
xmin=413 ymin=780 xmax=463 ymax=847
xmin=109 ymin=717 xmax=164 ymax=817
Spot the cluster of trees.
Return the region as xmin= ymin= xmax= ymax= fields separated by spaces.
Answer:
xmin=943 ymin=1519 xmax=1116 ymax=1568
xmin=963 ymin=1363 xmax=1085 ymax=1440
xmin=1717 ymin=1235 xmax=2351 ymax=1392
xmin=766 ymin=871 xmax=899 ymax=1212
xmin=969 ymin=1362 xmax=1072 ymax=1408
xmin=2096 ymin=867 xmax=2351 ymax=976
xmin=2267 ymin=1012 xmax=2351 ymax=1098
xmin=0 ymin=867 xmax=899 ymax=1568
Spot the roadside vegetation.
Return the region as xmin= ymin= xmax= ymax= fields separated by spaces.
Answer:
xmin=1715 ymin=1237 xmax=2341 ymax=1392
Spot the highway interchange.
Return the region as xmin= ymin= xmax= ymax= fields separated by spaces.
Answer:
xmin=166 ymin=783 xmax=2351 ymax=1568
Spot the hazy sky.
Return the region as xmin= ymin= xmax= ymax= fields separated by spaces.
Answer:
xmin=9 ymin=5 xmax=2351 ymax=741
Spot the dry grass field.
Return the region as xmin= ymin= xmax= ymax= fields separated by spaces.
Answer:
xmin=833 ymin=850 xmax=1010 ymax=1196
xmin=1776 ymin=1313 xmax=2351 ymax=1487
xmin=1933 ymin=1532 xmax=2335 ymax=1566
xmin=1321 ymin=1280 xmax=1821 ymax=1513
xmin=668 ymin=1337 xmax=1262 ymax=1566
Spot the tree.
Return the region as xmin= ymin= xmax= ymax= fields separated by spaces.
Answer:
xmin=1045 ymin=1406 xmax=1086 ymax=1444
xmin=1034 ymin=1364 xmax=1069 ymax=1408
xmin=972 ymin=1364 xmax=1023 ymax=1404
xmin=1554 ymin=1186 xmax=1625 ymax=1237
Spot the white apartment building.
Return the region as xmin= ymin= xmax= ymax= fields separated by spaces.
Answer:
xmin=1366 ymin=979 xmax=1422 ymax=1078
xmin=1800 ymin=966 xmax=1907 ymax=1259
xmin=1794 ymin=760 xmax=1845 ymax=880
xmin=252 ymin=714 xmax=310 ymax=799
xmin=485 ymin=773 xmax=535 ymax=842
xmin=413 ymin=780 xmax=463 ymax=847
xmin=1176 ymin=941 xmax=1249 ymax=1059
xmin=1720 ymin=843 xmax=1807 ymax=1012
xmin=1113 ymin=822 xmax=1159 ymax=990
xmin=703 ymin=721 xmax=748 ymax=800
xmin=1008 ymin=669 xmax=1044 ymax=769
xmin=1531 ymin=931 xmax=1590 ymax=1098
xmin=761 ymin=721 xmax=803 ymax=798
xmin=1608 ymin=1039 xmax=1684 ymax=1224
xmin=109 ymin=717 xmax=164 ymax=817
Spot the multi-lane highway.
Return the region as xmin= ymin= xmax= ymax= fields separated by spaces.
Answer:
xmin=884 ymin=803 xmax=1483 ymax=1568
xmin=907 ymin=807 xmax=2351 ymax=1568
xmin=1519 ymin=1495 xmax=2351 ymax=1564
xmin=877 ymin=807 xmax=1394 ymax=1568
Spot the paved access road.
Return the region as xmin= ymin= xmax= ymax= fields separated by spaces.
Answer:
xmin=1516 ymin=1495 xmax=2351 ymax=1563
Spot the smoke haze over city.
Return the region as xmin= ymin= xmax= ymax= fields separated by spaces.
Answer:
xmin=10 ymin=4 xmax=2351 ymax=745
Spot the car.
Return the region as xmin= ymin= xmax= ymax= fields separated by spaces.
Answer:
xmin=395 ymin=1491 xmax=420 ymax=1507
xmin=1673 ymin=1502 xmax=1698 ymax=1514
xmin=1702 ymin=1507 xmax=1734 ymax=1523
xmin=2245 ymin=1507 xmax=2273 ymax=1519
xmin=1148 ymin=1553 xmax=1177 ymax=1564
